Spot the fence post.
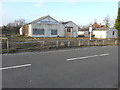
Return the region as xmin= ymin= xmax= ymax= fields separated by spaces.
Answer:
xmin=7 ymin=38 xmax=9 ymax=50
xmin=78 ymin=40 xmax=81 ymax=46
xmin=68 ymin=41 xmax=70 ymax=47
xmin=88 ymin=40 xmax=90 ymax=46
xmin=103 ymin=40 xmax=104 ymax=46
xmin=42 ymin=41 xmax=45 ymax=50
xmin=115 ymin=40 xmax=117 ymax=45
xmin=95 ymin=40 xmax=97 ymax=46
xmin=56 ymin=41 xmax=59 ymax=47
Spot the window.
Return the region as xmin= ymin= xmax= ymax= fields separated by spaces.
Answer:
xmin=112 ymin=31 xmax=114 ymax=35
xmin=51 ymin=29 xmax=57 ymax=35
xmin=33 ymin=29 xmax=44 ymax=35
xmin=67 ymin=28 xmax=71 ymax=32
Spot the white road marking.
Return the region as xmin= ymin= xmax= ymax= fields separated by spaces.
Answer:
xmin=0 ymin=64 xmax=31 ymax=71
xmin=67 ymin=53 xmax=110 ymax=61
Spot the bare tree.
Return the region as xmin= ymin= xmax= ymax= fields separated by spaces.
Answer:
xmin=2 ymin=19 xmax=26 ymax=34
xmin=103 ymin=15 xmax=111 ymax=28
xmin=14 ymin=19 xmax=25 ymax=26
xmin=7 ymin=19 xmax=25 ymax=27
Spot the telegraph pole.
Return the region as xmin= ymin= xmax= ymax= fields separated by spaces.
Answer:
xmin=89 ymin=25 xmax=92 ymax=40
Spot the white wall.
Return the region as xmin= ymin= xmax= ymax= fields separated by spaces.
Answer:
xmin=30 ymin=23 xmax=64 ymax=37
xmin=28 ymin=24 xmax=32 ymax=37
xmin=93 ymin=29 xmax=118 ymax=39
xmin=93 ymin=31 xmax=106 ymax=39
xmin=78 ymin=31 xmax=89 ymax=37
xmin=78 ymin=31 xmax=84 ymax=35
xmin=106 ymin=29 xmax=118 ymax=38
xmin=19 ymin=27 xmax=23 ymax=35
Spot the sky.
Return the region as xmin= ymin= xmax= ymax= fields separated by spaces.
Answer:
xmin=0 ymin=0 xmax=119 ymax=27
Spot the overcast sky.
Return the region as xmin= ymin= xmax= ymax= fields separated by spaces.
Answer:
xmin=0 ymin=0 xmax=119 ymax=26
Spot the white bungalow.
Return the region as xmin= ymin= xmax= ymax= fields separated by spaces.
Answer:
xmin=19 ymin=15 xmax=79 ymax=38
xmin=62 ymin=21 xmax=78 ymax=37
xmin=92 ymin=28 xmax=118 ymax=39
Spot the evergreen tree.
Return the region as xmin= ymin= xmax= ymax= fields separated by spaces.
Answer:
xmin=115 ymin=8 xmax=120 ymax=36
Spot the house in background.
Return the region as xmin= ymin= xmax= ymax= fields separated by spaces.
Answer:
xmin=93 ymin=28 xmax=118 ymax=39
xmin=92 ymin=22 xmax=105 ymax=29
xmin=78 ymin=22 xmax=118 ymax=39
xmin=19 ymin=15 xmax=64 ymax=37
xmin=61 ymin=21 xmax=78 ymax=37
xmin=91 ymin=22 xmax=118 ymax=39
xmin=19 ymin=15 xmax=79 ymax=38
xmin=78 ymin=22 xmax=105 ymax=37
xmin=78 ymin=27 xmax=89 ymax=37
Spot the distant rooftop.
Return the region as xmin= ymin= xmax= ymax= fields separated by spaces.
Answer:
xmin=61 ymin=21 xmax=72 ymax=24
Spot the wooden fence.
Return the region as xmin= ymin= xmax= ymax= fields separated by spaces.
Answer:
xmin=1 ymin=39 xmax=119 ymax=53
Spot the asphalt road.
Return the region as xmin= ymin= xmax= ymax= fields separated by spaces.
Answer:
xmin=2 ymin=46 xmax=118 ymax=88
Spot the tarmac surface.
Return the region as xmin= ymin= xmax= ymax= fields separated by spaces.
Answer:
xmin=2 ymin=46 xmax=118 ymax=88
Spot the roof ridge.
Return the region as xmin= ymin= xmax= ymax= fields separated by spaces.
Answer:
xmin=29 ymin=15 xmax=50 ymax=24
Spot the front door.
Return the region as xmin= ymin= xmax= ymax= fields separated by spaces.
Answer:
xmin=65 ymin=27 xmax=73 ymax=37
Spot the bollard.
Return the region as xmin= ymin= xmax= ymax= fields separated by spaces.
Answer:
xmin=103 ymin=40 xmax=105 ymax=46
